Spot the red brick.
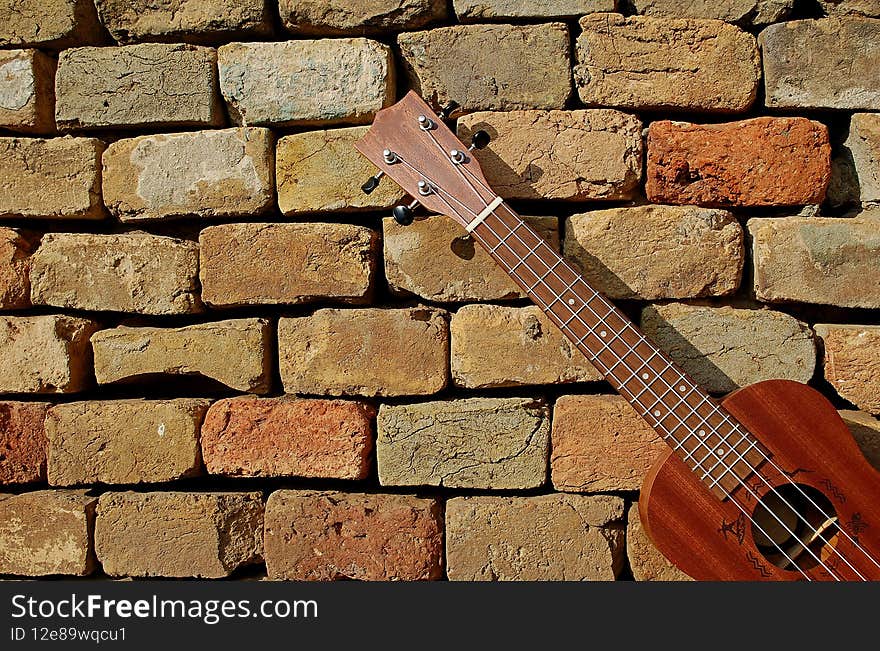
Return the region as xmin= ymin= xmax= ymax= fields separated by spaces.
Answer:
xmin=0 ymin=401 xmax=49 ymax=484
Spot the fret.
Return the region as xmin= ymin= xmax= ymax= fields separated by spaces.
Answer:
xmin=509 ymin=242 xmax=542 ymax=273
xmin=705 ymin=436 xmax=757 ymax=487
xmin=545 ymin=278 xmax=579 ymax=309
xmin=526 ymin=260 xmax=564 ymax=293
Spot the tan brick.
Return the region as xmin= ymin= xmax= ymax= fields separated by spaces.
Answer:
xmin=451 ymin=304 xmax=600 ymax=388
xmin=384 ymin=214 xmax=559 ymax=302
xmin=446 ymin=494 xmax=625 ymax=581
xmin=377 ymin=397 xmax=549 ymax=489
xmin=281 ymin=0 xmax=447 ymax=35
xmin=749 ymin=213 xmax=880 ymax=309
xmin=398 ymin=24 xmax=571 ymax=113
xmin=46 ymin=399 xmax=209 ymax=486
xmin=564 ymin=206 xmax=743 ymax=300
xmin=93 ymin=319 xmax=271 ymax=393
xmin=279 ymin=308 xmax=448 ymax=397
xmin=631 ymin=0 xmax=792 ymax=25
xmin=455 ymin=0 xmax=614 ymax=20
xmin=0 ymin=137 xmax=105 ymax=219
xmin=627 ymin=503 xmax=692 ymax=581
xmin=0 ymin=490 xmax=96 ymax=576
xmin=218 ymin=39 xmax=394 ymax=127
xmin=201 ymin=397 xmax=374 ymax=480
xmin=0 ymin=49 xmax=55 ymax=133
xmin=551 ymin=395 xmax=667 ymax=493
xmin=56 ymin=44 xmax=222 ymax=131
xmin=815 ymin=325 xmax=880 ymax=415
xmin=0 ymin=401 xmax=49 ymax=484
xmin=819 ymin=0 xmax=880 ymax=16
xmin=575 ymin=14 xmax=759 ymax=112
xmin=95 ymin=491 xmax=263 ymax=578
xmin=102 ymin=128 xmax=274 ymax=222
xmin=30 ymin=232 xmax=200 ymax=315
xmin=0 ymin=227 xmax=33 ymax=310
xmin=647 ymin=118 xmax=831 ymax=206
xmin=276 ymin=126 xmax=405 ymax=214
xmin=841 ymin=410 xmax=880 ymax=470
xmin=0 ymin=315 xmax=99 ymax=394
xmin=641 ymin=303 xmax=816 ymax=394
xmin=457 ymin=110 xmax=641 ymax=200
xmin=264 ymin=490 xmax=443 ymax=581
xmin=843 ymin=113 xmax=880 ymax=204
xmin=0 ymin=0 xmax=105 ymax=49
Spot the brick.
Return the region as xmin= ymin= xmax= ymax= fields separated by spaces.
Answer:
xmin=815 ymin=325 xmax=880 ymax=415
xmin=748 ymin=213 xmax=880 ymax=309
xmin=0 ymin=49 xmax=55 ymax=133
xmin=276 ymin=126 xmax=405 ymax=214
xmin=56 ymin=44 xmax=222 ymax=131
xmin=218 ymin=39 xmax=393 ymax=127
xmin=457 ymin=110 xmax=642 ymax=201
xmin=384 ymin=214 xmax=558 ymax=302
xmin=760 ymin=17 xmax=880 ymax=110
xmin=840 ymin=410 xmax=880 ymax=470
xmin=0 ymin=490 xmax=96 ymax=576
xmin=450 ymin=304 xmax=601 ymax=388
xmin=281 ymin=0 xmax=447 ymax=35
xmin=564 ymin=206 xmax=744 ymax=300
xmin=0 ymin=315 xmax=99 ymax=394
xmin=819 ymin=0 xmax=880 ymax=16
xmin=641 ymin=303 xmax=816 ymax=394
xmin=398 ymin=24 xmax=571 ymax=113
xmin=0 ymin=227 xmax=33 ymax=310
xmin=200 ymin=222 xmax=377 ymax=308
xmin=647 ymin=118 xmax=831 ymax=207
xmin=46 ymin=399 xmax=209 ymax=486
xmin=279 ymin=308 xmax=448 ymax=397
xmin=264 ymin=490 xmax=443 ymax=581
xmin=102 ymin=128 xmax=274 ymax=222
xmin=446 ymin=494 xmax=625 ymax=581
xmin=201 ymin=397 xmax=374 ymax=480
xmin=95 ymin=0 xmax=271 ymax=44
xmin=0 ymin=137 xmax=105 ymax=219
xmin=627 ymin=503 xmax=692 ymax=581
xmin=95 ymin=491 xmax=263 ymax=578
xmin=0 ymin=0 xmax=104 ymax=49
xmin=377 ymin=397 xmax=549 ymax=489
xmin=843 ymin=113 xmax=880 ymax=204
xmin=30 ymin=232 xmax=200 ymax=315
xmin=575 ymin=14 xmax=759 ymax=112
xmin=551 ymin=395 xmax=667 ymax=493
xmin=455 ymin=0 xmax=614 ymax=20
xmin=0 ymin=401 xmax=49 ymax=484
xmin=93 ymin=319 xmax=271 ymax=393
xmin=631 ymin=0 xmax=792 ymax=25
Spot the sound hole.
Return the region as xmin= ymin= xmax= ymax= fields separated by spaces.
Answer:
xmin=752 ymin=483 xmax=840 ymax=571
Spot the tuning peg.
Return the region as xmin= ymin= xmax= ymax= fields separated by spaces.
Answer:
xmin=361 ymin=171 xmax=384 ymax=195
xmin=438 ymin=101 xmax=459 ymax=120
xmin=392 ymin=200 xmax=419 ymax=226
xmin=469 ymin=130 xmax=491 ymax=151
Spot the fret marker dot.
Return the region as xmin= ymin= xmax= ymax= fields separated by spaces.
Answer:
xmin=699 ymin=430 xmax=706 ymax=437
xmin=642 ymin=373 xmax=650 ymax=380
xmin=567 ymin=298 xmax=575 ymax=306
xmin=679 ymin=385 xmax=687 ymax=392
xmin=653 ymin=410 xmax=661 ymax=417
xmin=716 ymin=448 xmax=725 ymax=456
xmin=599 ymin=331 xmax=607 ymax=338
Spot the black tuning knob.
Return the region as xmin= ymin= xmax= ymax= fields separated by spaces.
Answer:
xmin=361 ymin=172 xmax=383 ymax=195
xmin=392 ymin=204 xmax=415 ymax=226
xmin=470 ymin=130 xmax=491 ymax=150
xmin=439 ymin=101 xmax=460 ymax=120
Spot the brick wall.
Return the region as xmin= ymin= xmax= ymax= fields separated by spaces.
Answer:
xmin=0 ymin=0 xmax=879 ymax=581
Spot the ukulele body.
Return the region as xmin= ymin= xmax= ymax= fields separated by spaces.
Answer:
xmin=640 ymin=379 xmax=880 ymax=580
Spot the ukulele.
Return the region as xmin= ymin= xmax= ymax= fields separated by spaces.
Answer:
xmin=355 ymin=92 xmax=880 ymax=581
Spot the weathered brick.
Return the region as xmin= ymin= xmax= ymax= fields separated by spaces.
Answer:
xmin=647 ymin=118 xmax=831 ymax=207
xmin=0 ymin=137 xmax=105 ymax=219
xmin=450 ymin=304 xmax=600 ymax=388
xmin=760 ymin=17 xmax=880 ymax=110
xmin=30 ymin=233 xmax=200 ymax=315
xmin=384 ymin=214 xmax=559 ymax=302
xmin=264 ymin=490 xmax=443 ymax=581
xmin=218 ymin=39 xmax=393 ymax=127
xmin=0 ymin=490 xmax=96 ymax=576
xmin=56 ymin=44 xmax=222 ymax=131
xmin=276 ymin=126 xmax=405 ymax=214
xmin=455 ymin=0 xmax=614 ymax=20
xmin=551 ymin=395 xmax=666 ymax=493
xmin=748 ymin=213 xmax=880 ymax=309
xmin=93 ymin=319 xmax=272 ymax=393
xmin=95 ymin=491 xmax=263 ymax=578
xmin=377 ymin=397 xmax=549 ymax=489
xmin=457 ymin=110 xmax=642 ymax=200
xmin=0 ymin=401 xmax=49 ymax=484
xmin=842 ymin=113 xmax=880 ymax=204
xmin=200 ymin=222 xmax=377 ymax=308
xmin=46 ymin=399 xmax=209 ymax=486
xmin=0 ymin=228 xmax=33 ymax=310
xmin=564 ymin=206 xmax=744 ymax=300
xmin=0 ymin=49 xmax=55 ymax=133
xmin=279 ymin=308 xmax=448 ymax=397
xmin=398 ymin=24 xmax=571 ymax=113
xmin=631 ymin=0 xmax=792 ymax=25
xmin=0 ymin=0 xmax=105 ymax=49
xmin=641 ymin=303 xmax=816 ymax=394
xmin=446 ymin=494 xmax=625 ymax=581
xmin=841 ymin=410 xmax=880 ymax=470
xmin=575 ymin=14 xmax=760 ymax=112
xmin=281 ymin=0 xmax=447 ymax=34
xmin=627 ymin=503 xmax=692 ymax=581
xmin=201 ymin=397 xmax=374 ymax=480
xmin=819 ymin=0 xmax=880 ymax=16
xmin=95 ymin=0 xmax=271 ymax=44
xmin=102 ymin=128 xmax=274 ymax=222
xmin=815 ymin=325 xmax=880 ymax=415
xmin=0 ymin=315 xmax=99 ymax=394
